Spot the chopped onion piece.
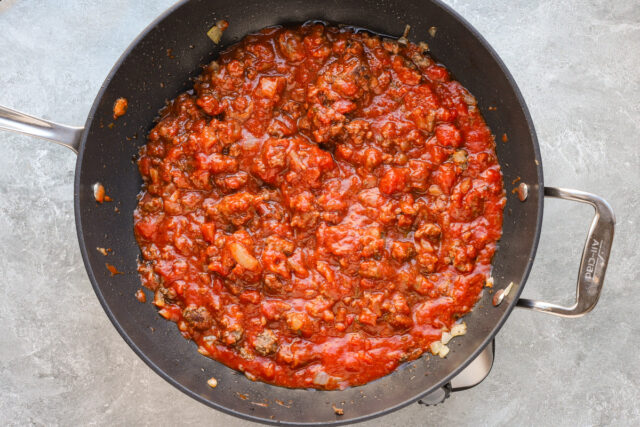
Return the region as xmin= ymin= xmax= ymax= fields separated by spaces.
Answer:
xmin=438 ymin=345 xmax=450 ymax=358
xmin=153 ymin=291 xmax=165 ymax=308
xmin=486 ymin=276 xmax=494 ymax=288
xmin=207 ymin=26 xmax=223 ymax=44
xmin=451 ymin=322 xmax=467 ymax=337
xmin=313 ymin=371 xmax=330 ymax=386
xmin=207 ymin=20 xmax=229 ymax=44
xmin=398 ymin=24 xmax=411 ymax=46
xmin=430 ymin=340 xmax=449 ymax=358
xmin=440 ymin=331 xmax=452 ymax=345
xmin=504 ymin=281 xmax=515 ymax=297
xmin=229 ymin=242 xmax=259 ymax=270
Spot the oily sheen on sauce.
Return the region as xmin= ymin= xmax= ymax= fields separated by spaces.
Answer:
xmin=133 ymin=23 xmax=505 ymax=390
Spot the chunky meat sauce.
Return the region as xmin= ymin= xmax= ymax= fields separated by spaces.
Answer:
xmin=134 ymin=23 xmax=505 ymax=390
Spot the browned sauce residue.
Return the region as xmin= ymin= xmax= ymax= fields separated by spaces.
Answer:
xmin=502 ymin=133 xmax=508 ymax=143
xmin=94 ymin=183 xmax=112 ymax=203
xmin=96 ymin=247 xmax=109 ymax=256
xmin=207 ymin=377 xmax=218 ymax=388
xmin=94 ymin=183 xmax=106 ymax=203
xmin=275 ymin=399 xmax=292 ymax=408
xmin=135 ymin=289 xmax=147 ymax=302
xmin=106 ymin=263 xmax=123 ymax=276
xmin=113 ymin=97 xmax=128 ymax=119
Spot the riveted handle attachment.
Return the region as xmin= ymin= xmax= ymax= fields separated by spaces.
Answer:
xmin=517 ymin=187 xmax=615 ymax=317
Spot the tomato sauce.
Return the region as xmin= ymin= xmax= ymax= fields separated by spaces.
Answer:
xmin=133 ymin=23 xmax=505 ymax=390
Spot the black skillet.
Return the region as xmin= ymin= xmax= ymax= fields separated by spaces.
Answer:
xmin=0 ymin=0 xmax=615 ymax=424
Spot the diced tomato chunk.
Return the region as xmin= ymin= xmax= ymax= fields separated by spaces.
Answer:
xmin=379 ymin=168 xmax=407 ymax=195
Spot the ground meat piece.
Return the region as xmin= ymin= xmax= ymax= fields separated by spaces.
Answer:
xmin=223 ymin=325 xmax=244 ymax=346
xmin=390 ymin=241 xmax=416 ymax=261
xmin=358 ymin=260 xmax=392 ymax=279
xmin=183 ymin=305 xmax=214 ymax=330
xmin=263 ymin=273 xmax=285 ymax=294
xmin=210 ymin=192 xmax=256 ymax=226
xmin=415 ymin=222 xmax=441 ymax=240
xmin=153 ymin=287 xmax=176 ymax=308
xmin=253 ymin=329 xmax=279 ymax=356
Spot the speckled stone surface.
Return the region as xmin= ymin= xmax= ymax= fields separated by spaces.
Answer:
xmin=1 ymin=0 xmax=638 ymax=425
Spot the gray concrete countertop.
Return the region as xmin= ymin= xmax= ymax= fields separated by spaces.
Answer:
xmin=1 ymin=0 xmax=638 ymax=425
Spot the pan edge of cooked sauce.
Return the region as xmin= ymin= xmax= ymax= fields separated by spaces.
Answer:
xmin=133 ymin=22 xmax=505 ymax=390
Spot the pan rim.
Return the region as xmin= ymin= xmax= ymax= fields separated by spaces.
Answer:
xmin=73 ymin=0 xmax=544 ymax=424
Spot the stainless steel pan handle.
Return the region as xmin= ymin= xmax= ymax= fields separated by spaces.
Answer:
xmin=517 ymin=187 xmax=615 ymax=317
xmin=0 ymin=105 xmax=83 ymax=153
